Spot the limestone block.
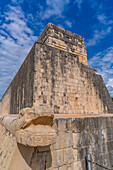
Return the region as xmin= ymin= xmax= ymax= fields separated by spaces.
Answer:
xmin=90 ymin=130 xmax=100 ymax=145
xmin=52 ymin=131 xmax=72 ymax=150
xmin=101 ymin=153 xmax=111 ymax=168
xmin=47 ymin=168 xmax=58 ymax=170
xmin=73 ymin=133 xmax=81 ymax=149
xmin=108 ymin=141 xmax=113 ymax=152
xmin=63 ymin=147 xmax=74 ymax=164
xmin=109 ymin=151 xmax=113 ymax=167
xmin=81 ymin=131 xmax=90 ymax=146
xmin=59 ymin=165 xmax=68 ymax=170
xmin=57 ymin=119 xmax=66 ymax=132
xmin=58 ymin=164 xmax=77 ymax=170
xmin=18 ymin=106 xmax=54 ymax=128
xmin=92 ymin=144 xmax=101 ymax=157
xmin=72 ymin=118 xmax=85 ymax=133
xmin=71 ymin=161 xmax=82 ymax=170
xmin=99 ymin=129 xmax=107 ymax=143
xmin=15 ymin=125 xmax=56 ymax=147
xmin=66 ymin=119 xmax=72 ymax=131
xmin=107 ymin=128 xmax=113 ymax=141
xmin=0 ymin=106 xmax=56 ymax=147
xmin=106 ymin=117 xmax=113 ymax=128
xmin=73 ymin=149 xmax=79 ymax=161
xmin=93 ymin=117 xmax=100 ymax=130
xmin=85 ymin=117 xmax=94 ymax=132
xmin=51 ymin=149 xmax=64 ymax=168
xmin=77 ymin=147 xmax=87 ymax=161
xmin=90 ymin=129 xmax=107 ymax=146
xmin=99 ymin=117 xmax=106 ymax=129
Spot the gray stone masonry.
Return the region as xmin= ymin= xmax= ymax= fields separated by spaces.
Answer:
xmin=1 ymin=115 xmax=113 ymax=170
xmin=0 ymin=23 xmax=113 ymax=115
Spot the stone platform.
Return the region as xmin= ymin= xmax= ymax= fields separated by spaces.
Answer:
xmin=0 ymin=111 xmax=113 ymax=170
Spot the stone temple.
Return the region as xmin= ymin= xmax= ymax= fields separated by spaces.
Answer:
xmin=0 ymin=23 xmax=113 ymax=169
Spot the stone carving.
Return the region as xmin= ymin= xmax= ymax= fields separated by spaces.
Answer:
xmin=37 ymin=23 xmax=88 ymax=65
xmin=0 ymin=23 xmax=113 ymax=169
xmin=0 ymin=106 xmax=56 ymax=147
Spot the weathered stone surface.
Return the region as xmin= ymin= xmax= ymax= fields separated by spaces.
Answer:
xmin=0 ymin=115 xmax=113 ymax=169
xmin=51 ymin=149 xmax=64 ymax=168
xmin=0 ymin=23 xmax=113 ymax=170
xmin=0 ymin=23 xmax=113 ymax=115
xmin=63 ymin=147 xmax=74 ymax=164
xmin=73 ymin=133 xmax=82 ymax=149
xmin=0 ymin=123 xmax=17 ymax=170
xmin=38 ymin=23 xmax=88 ymax=65
xmin=0 ymin=106 xmax=56 ymax=147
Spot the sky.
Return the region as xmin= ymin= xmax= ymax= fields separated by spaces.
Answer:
xmin=0 ymin=0 xmax=113 ymax=98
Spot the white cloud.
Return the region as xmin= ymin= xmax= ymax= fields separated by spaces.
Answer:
xmin=64 ymin=21 xmax=72 ymax=28
xmin=89 ymin=47 xmax=113 ymax=68
xmin=83 ymin=1 xmax=113 ymax=48
xmin=107 ymin=79 xmax=113 ymax=87
xmin=74 ymin=0 xmax=84 ymax=9
xmin=0 ymin=0 xmax=72 ymax=98
xmin=11 ymin=0 xmax=23 ymax=5
xmin=86 ymin=27 xmax=112 ymax=46
xmin=97 ymin=14 xmax=113 ymax=25
xmin=88 ymin=47 xmax=113 ymax=96
xmin=74 ymin=0 xmax=98 ymax=10
xmin=37 ymin=0 xmax=69 ymax=19
xmin=0 ymin=5 xmax=37 ymax=98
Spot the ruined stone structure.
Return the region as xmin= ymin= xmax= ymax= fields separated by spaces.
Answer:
xmin=0 ymin=23 xmax=113 ymax=170
xmin=1 ymin=23 xmax=113 ymax=115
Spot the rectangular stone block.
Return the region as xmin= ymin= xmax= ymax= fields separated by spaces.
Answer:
xmin=85 ymin=118 xmax=94 ymax=132
xmin=107 ymin=128 xmax=113 ymax=141
xmin=81 ymin=131 xmax=90 ymax=146
xmin=72 ymin=118 xmax=85 ymax=133
xmin=51 ymin=149 xmax=64 ymax=168
xmin=57 ymin=119 xmax=67 ymax=132
xmin=63 ymin=147 xmax=74 ymax=164
xmin=73 ymin=149 xmax=79 ymax=161
xmin=73 ymin=133 xmax=82 ymax=149
xmin=52 ymin=131 xmax=72 ymax=150
xmin=108 ymin=141 xmax=113 ymax=152
xmin=71 ymin=161 xmax=82 ymax=170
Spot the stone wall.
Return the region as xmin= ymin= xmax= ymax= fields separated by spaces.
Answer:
xmin=0 ymin=23 xmax=113 ymax=115
xmin=37 ymin=23 xmax=87 ymax=65
xmin=0 ymin=45 xmax=35 ymax=114
xmin=52 ymin=115 xmax=113 ymax=170
xmin=0 ymin=42 xmax=113 ymax=115
xmin=0 ymin=87 xmax=11 ymax=114
xmin=1 ymin=115 xmax=113 ymax=170
xmin=33 ymin=43 xmax=113 ymax=114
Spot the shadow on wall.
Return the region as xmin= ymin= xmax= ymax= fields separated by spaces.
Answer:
xmin=9 ymin=144 xmax=52 ymax=170
xmin=73 ymin=117 xmax=113 ymax=170
xmin=18 ymin=144 xmax=52 ymax=170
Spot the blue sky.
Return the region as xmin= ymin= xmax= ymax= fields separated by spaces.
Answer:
xmin=0 ymin=0 xmax=113 ymax=98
